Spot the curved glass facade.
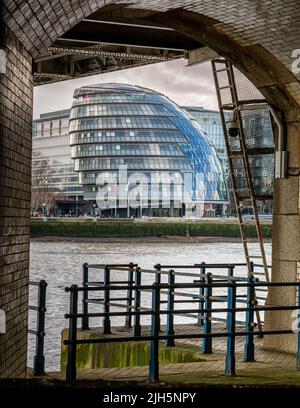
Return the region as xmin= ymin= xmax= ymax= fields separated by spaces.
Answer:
xmin=69 ymin=83 xmax=228 ymax=217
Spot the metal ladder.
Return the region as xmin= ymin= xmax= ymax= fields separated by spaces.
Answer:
xmin=211 ymin=58 xmax=271 ymax=287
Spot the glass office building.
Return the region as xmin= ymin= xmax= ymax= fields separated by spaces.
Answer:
xmin=32 ymin=110 xmax=89 ymax=215
xmin=69 ymin=83 xmax=228 ymax=217
xmin=182 ymin=107 xmax=229 ymax=176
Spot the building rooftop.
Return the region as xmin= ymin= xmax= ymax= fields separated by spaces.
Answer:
xmin=38 ymin=109 xmax=71 ymax=121
xmin=73 ymin=83 xmax=160 ymax=98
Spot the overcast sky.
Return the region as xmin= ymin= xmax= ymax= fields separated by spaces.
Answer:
xmin=33 ymin=59 xmax=218 ymax=118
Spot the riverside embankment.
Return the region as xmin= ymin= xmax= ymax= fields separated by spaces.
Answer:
xmin=30 ymin=218 xmax=272 ymax=239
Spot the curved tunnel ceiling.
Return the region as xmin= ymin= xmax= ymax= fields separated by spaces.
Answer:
xmin=2 ymin=1 xmax=300 ymax=112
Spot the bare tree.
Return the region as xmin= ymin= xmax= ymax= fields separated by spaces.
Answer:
xmin=31 ymin=155 xmax=56 ymax=215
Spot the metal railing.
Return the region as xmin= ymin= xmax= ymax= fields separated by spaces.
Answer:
xmin=64 ymin=272 xmax=300 ymax=382
xmin=80 ymin=262 xmax=267 ymax=333
xmin=28 ymin=280 xmax=47 ymax=375
xmin=81 ymin=263 xmax=137 ymax=332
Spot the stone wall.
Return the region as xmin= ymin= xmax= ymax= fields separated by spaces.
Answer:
xmin=0 ymin=21 xmax=33 ymax=377
xmin=264 ymin=119 xmax=300 ymax=353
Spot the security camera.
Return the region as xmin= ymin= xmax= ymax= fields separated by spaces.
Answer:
xmin=226 ymin=119 xmax=239 ymax=137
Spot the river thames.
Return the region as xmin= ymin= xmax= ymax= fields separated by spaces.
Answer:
xmin=28 ymin=239 xmax=272 ymax=371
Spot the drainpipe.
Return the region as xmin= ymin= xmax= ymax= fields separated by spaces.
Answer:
xmin=235 ymin=104 xmax=287 ymax=179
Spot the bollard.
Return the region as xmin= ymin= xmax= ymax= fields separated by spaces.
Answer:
xmin=225 ymin=280 xmax=236 ymax=376
xmin=166 ymin=270 xmax=175 ymax=347
xmin=198 ymin=262 xmax=206 ymax=326
xmin=66 ymin=285 xmax=78 ymax=381
xmin=149 ymin=282 xmax=160 ymax=382
xmin=244 ymin=275 xmax=256 ymax=362
xmin=134 ymin=267 xmax=142 ymax=336
xmin=125 ymin=263 xmax=134 ymax=329
xmin=202 ymin=273 xmax=213 ymax=354
xmin=103 ymin=265 xmax=111 ymax=334
xmin=33 ymin=280 xmax=47 ymax=376
xmin=81 ymin=263 xmax=89 ymax=330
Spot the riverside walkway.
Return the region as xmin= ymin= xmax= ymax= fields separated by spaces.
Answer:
xmin=41 ymin=323 xmax=298 ymax=386
xmin=27 ymin=263 xmax=300 ymax=385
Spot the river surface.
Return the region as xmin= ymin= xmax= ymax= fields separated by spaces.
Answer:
xmin=28 ymin=240 xmax=271 ymax=371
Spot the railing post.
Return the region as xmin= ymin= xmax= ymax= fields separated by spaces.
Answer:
xmin=296 ymin=282 xmax=300 ymax=370
xmin=149 ymin=282 xmax=160 ymax=382
xmin=202 ymin=273 xmax=213 ymax=354
xmin=66 ymin=285 xmax=78 ymax=381
xmin=166 ymin=270 xmax=175 ymax=347
xmin=154 ymin=264 xmax=161 ymax=332
xmin=81 ymin=263 xmax=89 ymax=330
xmin=198 ymin=262 xmax=206 ymax=326
xmin=225 ymin=280 xmax=236 ymax=376
xmin=228 ymin=264 xmax=234 ymax=279
xmin=103 ymin=265 xmax=111 ymax=334
xmin=226 ymin=265 xmax=234 ymax=323
xmin=125 ymin=262 xmax=134 ymax=329
xmin=134 ymin=267 xmax=142 ymax=337
xmin=33 ymin=280 xmax=47 ymax=376
xmin=244 ymin=275 xmax=256 ymax=362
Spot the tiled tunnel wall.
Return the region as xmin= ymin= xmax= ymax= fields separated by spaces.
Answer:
xmin=0 ymin=20 xmax=33 ymax=377
xmin=0 ymin=0 xmax=299 ymax=375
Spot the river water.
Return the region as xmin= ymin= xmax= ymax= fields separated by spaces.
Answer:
xmin=28 ymin=240 xmax=272 ymax=371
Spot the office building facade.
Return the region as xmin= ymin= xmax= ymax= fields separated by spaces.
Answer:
xmin=32 ymin=110 xmax=89 ymax=215
xmin=182 ymin=107 xmax=229 ymax=175
xmin=69 ymin=83 xmax=228 ymax=217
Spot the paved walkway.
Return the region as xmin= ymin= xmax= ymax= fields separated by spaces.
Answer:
xmin=46 ymin=323 xmax=299 ymax=384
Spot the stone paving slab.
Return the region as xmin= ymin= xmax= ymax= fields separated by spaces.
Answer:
xmin=48 ymin=323 xmax=298 ymax=383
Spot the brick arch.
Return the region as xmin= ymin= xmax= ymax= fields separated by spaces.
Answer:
xmin=0 ymin=2 xmax=299 ymax=377
xmin=3 ymin=1 xmax=300 ymax=113
xmin=150 ymin=9 xmax=300 ymax=116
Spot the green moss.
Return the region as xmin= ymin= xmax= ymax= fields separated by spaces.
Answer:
xmin=61 ymin=341 xmax=205 ymax=372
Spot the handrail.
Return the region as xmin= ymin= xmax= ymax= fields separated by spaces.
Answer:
xmin=69 ymin=280 xmax=300 ymax=292
xmin=82 ymin=262 xmax=136 ymax=330
xmin=80 ymin=261 xmax=269 ymax=343
xmin=64 ymin=275 xmax=300 ymax=382
xmin=28 ymin=280 xmax=47 ymax=375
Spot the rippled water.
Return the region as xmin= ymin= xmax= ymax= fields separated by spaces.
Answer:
xmin=28 ymin=240 xmax=271 ymax=371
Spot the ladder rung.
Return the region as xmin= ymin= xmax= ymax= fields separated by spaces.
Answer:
xmin=254 ymin=272 xmax=267 ymax=276
xmin=255 ymin=288 xmax=268 ymax=292
xmin=216 ymin=68 xmax=229 ymax=73
xmin=237 ymin=196 xmax=252 ymax=200
xmin=220 ymin=104 xmax=235 ymax=109
xmin=247 ymin=256 xmax=263 ymax=259
xmin=228 ymin=135 xmax=242 ymax=139
xmin=229 ymin=152 xmax=243 ymax=158
xmin=235 ymin=190 xmax=251 ymax=194
xmin=218 ymin=85 xmax=232 ymax=90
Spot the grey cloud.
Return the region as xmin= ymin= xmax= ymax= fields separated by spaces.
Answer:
xmin=33 ymin=58 xmax=218 ymax=118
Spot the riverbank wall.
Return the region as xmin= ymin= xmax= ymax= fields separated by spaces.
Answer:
xmin=31 ymin=219 xmax=272 ymax=239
